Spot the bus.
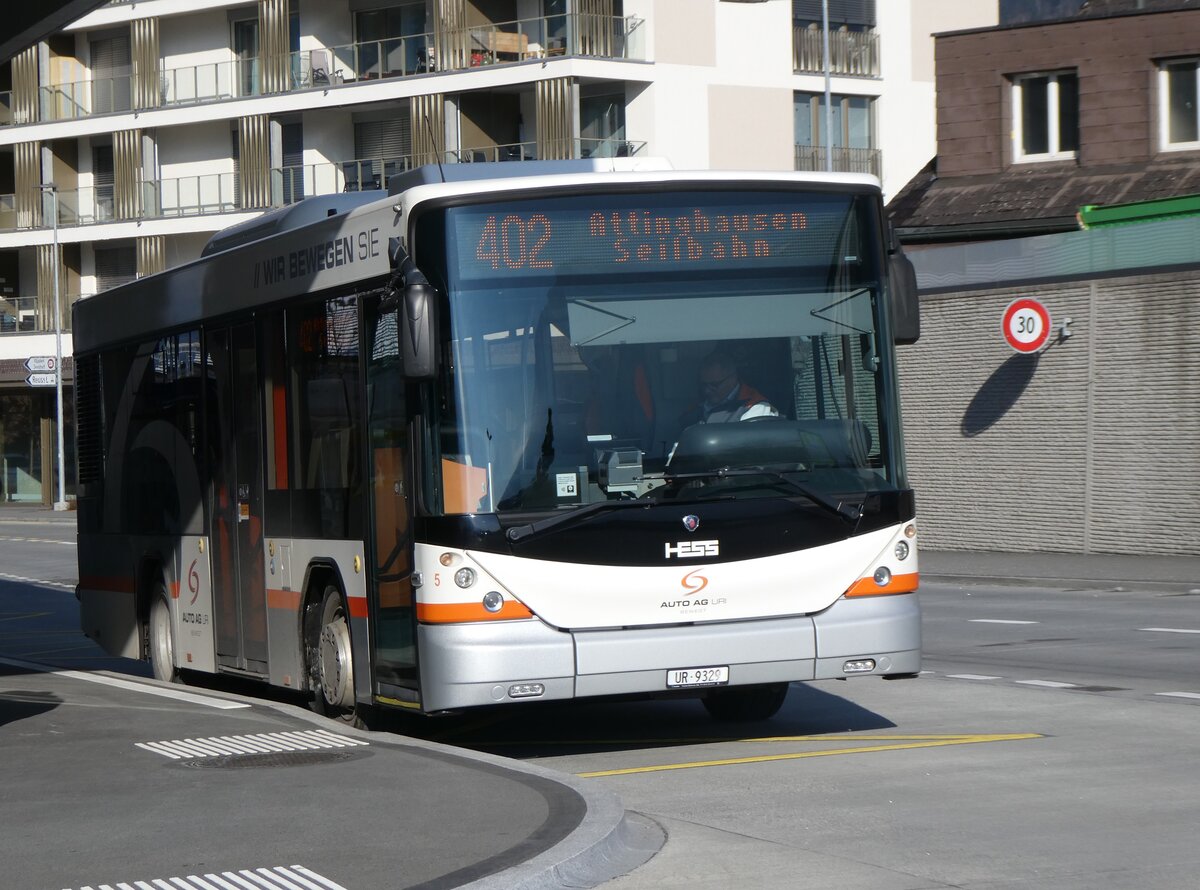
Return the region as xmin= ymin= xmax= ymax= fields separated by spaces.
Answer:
xmin=74 ymin=158 xmax=922 ymax=724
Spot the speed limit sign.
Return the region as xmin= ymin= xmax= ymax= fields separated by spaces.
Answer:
xmin=1002 ymin=298 xmax=1052 ymax=353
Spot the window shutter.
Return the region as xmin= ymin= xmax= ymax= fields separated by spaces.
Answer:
xmin=95 ymin=245 xmax=137 ymax=292
xmin=793 ymin=0 xmax=875 ymax=26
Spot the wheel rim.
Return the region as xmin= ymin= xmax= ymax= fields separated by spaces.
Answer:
xmin=318 ymin=605 xmax=353 ymax=709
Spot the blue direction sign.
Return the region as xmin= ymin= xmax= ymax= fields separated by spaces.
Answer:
xmin=24 ymin=356 xmax=56 ymax=373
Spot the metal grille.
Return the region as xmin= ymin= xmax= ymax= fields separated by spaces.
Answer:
xmin=75 ymin=354 xmax=103 ymax=486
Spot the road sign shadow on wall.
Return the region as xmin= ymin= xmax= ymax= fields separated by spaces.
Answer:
xmin=961 ymin=352 xmax=1040 ymax=438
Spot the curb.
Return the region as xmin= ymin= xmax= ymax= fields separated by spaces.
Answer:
xmin=923 ymin=572 xmax=1200 ymax=595
xmin=7 ymin=656 xmax=662 ymax=889
xmin=229 ymin=684 xmax=665 ymax=889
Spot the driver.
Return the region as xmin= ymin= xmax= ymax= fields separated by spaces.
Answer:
xmin=689 ymin=352 xmax=778 ymax=424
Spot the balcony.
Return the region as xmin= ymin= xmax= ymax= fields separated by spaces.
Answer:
xmin=1 ymin=13 xmax=645 ymax=128
xmin=0 ymin=139 xmax=646 ymax=232
xmin=794 ymin=145 xmax=881 ymax=178
xmin=793 ymin=25 xmax=879 ymax=77
xmin=0 ymin=294 xmax=82 ymax=334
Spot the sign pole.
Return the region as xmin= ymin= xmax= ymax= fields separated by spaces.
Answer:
xmin=39 ymin=184 xmax=68 ymax=511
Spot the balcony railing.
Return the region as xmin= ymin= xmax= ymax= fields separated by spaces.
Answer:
xmin=794 ymin=145 xmax=881 ymax=178
xmin=0 ymin=294 xmax=84 ymax=334
xmin=0 ymin=139 xmax=645 ymax=232
xmin=793 ymin=25 xmax=879 ymax=77
xmin=274 ymin=139 xmax=644 ymax=196
xmin=4 ymin=14 xmax=644 ymax=127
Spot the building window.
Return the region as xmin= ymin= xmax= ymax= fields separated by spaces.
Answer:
xmin=1012 ymin=71 xmax=1078 ymax=162
xmin=792 ymin=0 xmax=878 ymax=76
xmin=794 ymin=91 xmax=879 ymax=177
xmin=1160 ymin=59 xmax=1199 ymax=149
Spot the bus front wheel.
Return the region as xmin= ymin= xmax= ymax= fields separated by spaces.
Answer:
xmin=309 ymin=585 xmax=358 ymax=725
xmin=148 ymin=590 xmax=180 ymax=684
xmin=702 ymin=682 xmax=789 ymax=722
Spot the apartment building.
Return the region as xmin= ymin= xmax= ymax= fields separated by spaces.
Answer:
xmin=0 ymin=0 xmax=995 ymax=504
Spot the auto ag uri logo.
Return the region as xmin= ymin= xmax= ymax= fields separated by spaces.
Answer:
xmin=187 ymin=559 xmax=200 ymax=605
xmin=681 ymin=569 xmax=708 ymax=593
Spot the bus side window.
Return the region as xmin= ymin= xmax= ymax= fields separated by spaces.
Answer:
xmin=288 ymin=296 xmax=365 ymax=540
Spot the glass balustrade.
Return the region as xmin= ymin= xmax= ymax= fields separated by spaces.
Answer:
xmin=0 ymin=138 xmax=645 ymax=233
xmin=0 ymin=294 xmax=85 ymax=334
xmin=5 ymin=14 xmax=643 ymax=127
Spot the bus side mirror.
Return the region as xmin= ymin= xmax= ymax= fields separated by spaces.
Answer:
xmin=401 ymin=281 xmax=438 ymax=379
xmin=888 ymin=250 xmax=920 ymax=345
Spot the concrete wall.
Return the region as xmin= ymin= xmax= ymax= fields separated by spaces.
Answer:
xmin=899 ymin=268 xmax=1200 ymax=556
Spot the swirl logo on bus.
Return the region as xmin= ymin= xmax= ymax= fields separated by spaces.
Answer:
xmin=187 ymin=559 xmax=200 ymax=605
xmin=681 ymin=570 xmax=708 ymax=593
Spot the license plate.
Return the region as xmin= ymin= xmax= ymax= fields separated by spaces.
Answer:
xmin=666 ymin=665 xmax=729 ymax=688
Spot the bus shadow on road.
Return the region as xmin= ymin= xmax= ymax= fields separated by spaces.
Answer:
xmin=0 ymin=670 xmax=62 ymax=728
xmin=382 ymin=682 xmax=895 ymax=758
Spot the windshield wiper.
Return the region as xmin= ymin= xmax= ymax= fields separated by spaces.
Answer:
xmin=505 ymin=497 xmax=648 ymax=543
xmin=662 ymin=466 xmax=864 ymax=527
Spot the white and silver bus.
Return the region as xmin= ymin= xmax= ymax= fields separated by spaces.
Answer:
xmin=74 ymin=159 xmax=922 ymax=723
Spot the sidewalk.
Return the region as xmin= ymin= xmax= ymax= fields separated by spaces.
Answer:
xmin=0 ymin=502 xmax=77 ymax=524
xmin=921 ymin=549 xmax=1200 ymax=593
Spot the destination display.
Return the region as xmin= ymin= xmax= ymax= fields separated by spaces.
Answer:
xmin=449 ymin=192 xmax=860 ymax=281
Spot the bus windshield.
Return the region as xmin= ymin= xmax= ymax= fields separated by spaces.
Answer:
xmin=429 ymin=188 xmax=900 ymax=515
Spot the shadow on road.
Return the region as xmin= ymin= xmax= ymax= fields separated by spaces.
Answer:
xmin=370 ymin=681 xmax=897 ymax=758
xmin=0 ymin=665 xmax=62 ymax=727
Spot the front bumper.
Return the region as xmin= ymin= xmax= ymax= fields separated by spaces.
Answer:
xmin=413 ymin=592 xmax=920 ymax=713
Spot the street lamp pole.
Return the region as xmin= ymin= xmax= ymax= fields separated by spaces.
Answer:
xmin=822 ymin=0 xmax=833 ymax=173
xmin=37 ymin=184 xmax=68 ymax=511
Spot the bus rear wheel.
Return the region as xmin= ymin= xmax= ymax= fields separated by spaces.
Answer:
xmin=702 ymin=682 xmax=789 ymax=722
xmin=309 ymin=585 xmax=359 ymax=725
xmin=148 ymin=590 xmax=180 ymax=684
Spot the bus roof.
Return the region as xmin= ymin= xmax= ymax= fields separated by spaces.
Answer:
xmin=72 ymin=161 xmax=881 ymax=354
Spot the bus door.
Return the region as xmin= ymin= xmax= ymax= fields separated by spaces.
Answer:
xmin=207 ymin=323 xmax=269 ymax=675
xmin=365 ymin=297 xmax=417 ymax=689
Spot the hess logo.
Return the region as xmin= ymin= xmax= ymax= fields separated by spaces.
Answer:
xmin=664 ymin=539 xmax=719 ymax=559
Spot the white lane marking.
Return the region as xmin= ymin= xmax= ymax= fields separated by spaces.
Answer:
xmin=0 ymin=534 xmax=74 ymax=546
xmin=947 ymin=673 xmax=1003 ymax=680
xmin=1016 ymin=679 xmax=1078 ymax=688
xmin=1155 ymin=691 xmax=1200 ymax=700
xmin=0 ymin=571 xmax=74 ymax=590
xmin=136 ymin=729 xmax=369 ymax=760
xmin=65 ymin=866 xmax=349 ymax=890
xmin=968 ymin=619 xmax=1039 ymax=625
xmin=0 ymin=656 xmax=249 ymax=710
xmin=1139 ymin=627 xmax=1200 ymax=634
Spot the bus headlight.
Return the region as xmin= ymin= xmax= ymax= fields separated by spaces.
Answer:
xmin=894 ymin=540 xmax=910 ymax=561
xmin=873 ymin=566 xmax=892 ymax=586
xmin=482 ymin=591 xmax=504 ymax=612
xmin=454 ymin=567 xmax=477 ymax=588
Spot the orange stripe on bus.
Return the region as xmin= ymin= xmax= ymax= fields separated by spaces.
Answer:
xmin=417 ymin=600 xmax=534 ymax=624
xmin=78 ymin=575 xmax=137 ymax=594
xmin=169 ymin=581 xmax=181 ymax=600
xmin=844 ymin=572 xmax=919 ymax=598
xmin=267 ymin=588 xmax=301 ymax=611
xmin=348 ymin=596 xmax=369 ymax=619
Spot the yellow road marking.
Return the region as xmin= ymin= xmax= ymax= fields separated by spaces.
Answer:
xmin=577 ymin=733 xmax=1043 ymax=778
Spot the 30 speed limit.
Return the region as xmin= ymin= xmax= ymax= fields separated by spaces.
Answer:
xmin=1002 ymin=298 xmax=1052 ymax=353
